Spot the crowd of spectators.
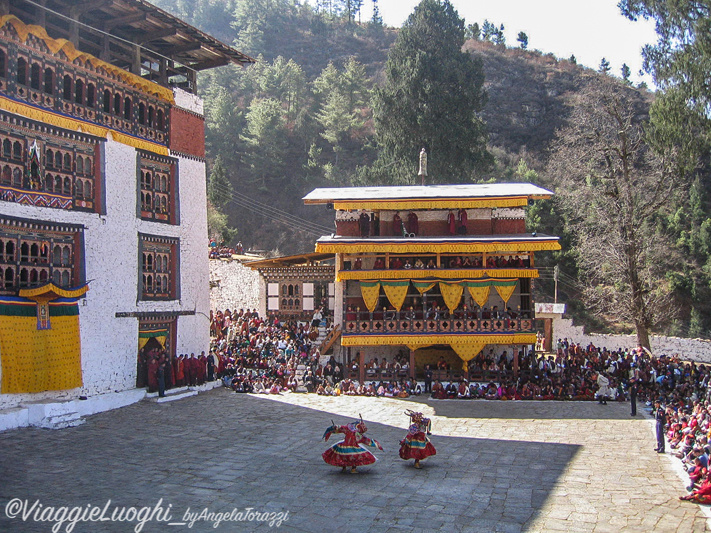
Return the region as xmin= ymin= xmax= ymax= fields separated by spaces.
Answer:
xmin=660 ymin=393 xmax=711 ymax=504
xmin=343 ymin=253 xmax=531 ymax=271
xmin=207 ymin=311 xmax=711 ymax=502
xmin=208 ymin=239 xmax=243 ymax=259
xmin=212 ymin=308 xmax=324 ymax=395
xmin=211 ymin=310 xmax=711 ymax=409
xmin=210 ymin=310 xmax=711 ymax=498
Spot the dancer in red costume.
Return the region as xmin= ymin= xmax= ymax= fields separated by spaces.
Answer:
xmin=399 ymin=410 xmax=436 ymax=469
xmin=322 ymin=416 xmax=383 ymax=473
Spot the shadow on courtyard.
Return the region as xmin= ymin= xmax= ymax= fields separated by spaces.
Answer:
xmin=406 ymin=396 xmax=643 ymax=421
xmin=0 ymin=389 xmax=586 ymax=533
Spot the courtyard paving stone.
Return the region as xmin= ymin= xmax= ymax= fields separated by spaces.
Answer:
xmin=0 ymin=389 xmax=708 ymax=532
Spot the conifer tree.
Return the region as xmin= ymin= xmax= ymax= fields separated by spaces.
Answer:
xmin=621 ymin=63 xmax=632 ymax=84
xmin=207 ymin=156 xmax=233 ymax=211
xmin=517 ymin=31 xmax=528 ymax=49
xmin=598 ymin=57 xmax=611 ymax=74
xmin=371 ymin=0 xmax=491 ymax=183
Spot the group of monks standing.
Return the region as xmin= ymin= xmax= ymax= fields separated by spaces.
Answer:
xmin=139 ymin=349 xmax=216 ymax=393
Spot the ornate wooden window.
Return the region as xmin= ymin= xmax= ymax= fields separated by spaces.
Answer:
xmin=0 ymin=117 xmax=101 ymax=213
xmin=0 ymin=34 xmax=170 ymax=144
xmin=139 ymin=234 xmax=178 ymax=301
xmin=63 ymin=74 xmax=72 ymax=99
xmin=138 ymin=151 xmax=177 ymax=224
xmin=43 ymin=67 xmax=53 ymax=94
xmin=0 ymin=217 xmax=84 ymax=295
xmin=17 ymin=57 xmax=27 ymax=85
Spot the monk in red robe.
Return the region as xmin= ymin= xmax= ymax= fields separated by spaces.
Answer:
xmin=176 ymin=355 xmax=185 ymax=386
xmin=147 ymin=357 xmax=158 ymax=392
xmin=393 ymin=212 xmax=403 ymax=236
xmin=458 ymin=208 xmax=468 ymax=234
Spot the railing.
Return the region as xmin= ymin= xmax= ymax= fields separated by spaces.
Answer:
xmin=343 ymin=314 xmax=534 ymax=335
xmin=320 ymin=324 xmax=342 ymax=354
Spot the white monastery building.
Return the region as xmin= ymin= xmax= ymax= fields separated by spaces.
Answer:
xmin=0 ymin=0 xmax=253 ymax=428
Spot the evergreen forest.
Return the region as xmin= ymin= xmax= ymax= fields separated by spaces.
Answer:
xmin=151 ymin=0 xmax=711 ymax=346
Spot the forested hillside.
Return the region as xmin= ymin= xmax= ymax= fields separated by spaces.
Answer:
xmin=151 ymin=0 xmax=711 ymax=341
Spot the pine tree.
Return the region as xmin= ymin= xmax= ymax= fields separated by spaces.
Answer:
xmin=207 ymin=156 xmax=233 ymax=210
xmin=621 ymin=63 xmax=632 ymax=84
xmin=598 ymin=57 xmax=611 ymax=74
xmin=481 ymin=19 xmax=494 ymax=41
xmin=371 ymin=0 xmax=382 ymax=25
xmin=466 ymin=22 xmax=480 ymax=40
xmin=517 ymin=31 xmax=528 ymax=50
xmin=492 ymin=23 xmax=506 ymax=46
xmin=371 ymin=0 xmax=492 ymax=184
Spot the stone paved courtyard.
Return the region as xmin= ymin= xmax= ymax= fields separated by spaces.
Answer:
xmin=0 ymin=389 xmax=708 ymax=533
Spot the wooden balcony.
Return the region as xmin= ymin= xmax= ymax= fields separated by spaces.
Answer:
xmin=343 ymin=313 xmax=534 ymax=336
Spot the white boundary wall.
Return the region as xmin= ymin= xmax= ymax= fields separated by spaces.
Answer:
xmin=553 ymin=317 xmax=711 ymax=363
xmin=209 ymin=260 xmax=260 ymax=313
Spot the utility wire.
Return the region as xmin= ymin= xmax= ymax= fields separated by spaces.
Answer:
xmin=209 ymin=181 xmax=332 ymax=234
xmin=209 ymin=182 xmax=332 ymax=236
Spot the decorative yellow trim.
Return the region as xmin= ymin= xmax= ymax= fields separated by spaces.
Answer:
xmin=451 ymin=341 xmax=487 ymax=368
xmin=341 ymin=333 xmax=537 ymax=347
xmin=19 ymin=283 xmax=89 ymax=299
xmin=331 ymin=197 xmax=533 ymax=210
xmin=439 ymin=281 xmax=464 ymax=314
xmin=0 ymin=95 xmax=170 ymax=156
xmin=360 ymin=282 xmax=381 ymax=313
xmin=318 ymin=241 xmax=560 ymax=254
xmin=337 ymin=268 xmax=539 ymax=281
xmin=467 ymin=285 xmax=491 ymax=307
xmin=495 ymin=283 xmax=517 ymax=305
xmin=1 ymin=15 xmax=175 ymax=103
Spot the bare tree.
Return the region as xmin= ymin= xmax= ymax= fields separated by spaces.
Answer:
xmin=547 ymin=75 xmax=685 ymax=349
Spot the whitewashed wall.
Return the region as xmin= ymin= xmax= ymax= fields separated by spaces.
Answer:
xmin=1 ymin=125 xmax=211 ymax=408
xmin=208 ymin=260 xmax=260 ymax=313
xmin=173 ymin=87 xmax=204 ymax=115
xmin=553 ymin=317 xmax=711 ymax=363
xmin=172 ymin=155 xmax=211 ymax=356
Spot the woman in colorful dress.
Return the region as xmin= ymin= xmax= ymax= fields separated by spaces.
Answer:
xmin=399 ymin=410 xmax=436 ymax=469
xmin=322 ymin=417 xmax=383 ymax=473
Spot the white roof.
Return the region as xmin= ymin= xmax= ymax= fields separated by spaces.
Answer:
xmin=303 ymin=183 xmax=553 ymax=203
xmin=316 ymin=234 xmax=559 ymax=244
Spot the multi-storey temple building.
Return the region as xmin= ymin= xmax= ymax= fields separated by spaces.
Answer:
xmin=303 ymin=183 xmax=560 ymax=383
xmin=0 ymin=0 xmax=252 ymax=425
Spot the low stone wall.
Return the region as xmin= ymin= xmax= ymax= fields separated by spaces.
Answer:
xmin=209 ymin=259 xmax=261 ymax=313
xmin=553 ymin=317 xmax=711 ymax=363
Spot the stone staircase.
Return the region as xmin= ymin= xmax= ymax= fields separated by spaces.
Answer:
xmin=145 ymin=380 xmax=221 ymax=403
xmin=25 ymin=400 xmax=85 ymax=429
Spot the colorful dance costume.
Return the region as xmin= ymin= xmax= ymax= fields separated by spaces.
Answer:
xmin=399 ymin=410 xmax=436 ymax=468
xmin=322 ymin=420 xmax=383 ymax=473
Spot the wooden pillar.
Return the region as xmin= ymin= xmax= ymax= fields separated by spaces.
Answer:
xmin=544 ymin=318 xmax=553 ymax=352
xmin=37 ymin=0 xmax=47 ymax=26
xmin=409 ymin=348 xmax=415 ymax=379
xmin=101 ymin=32 xmax=111 ymax=61
xmin=513 ymin=349 xmax=519 ymax=378
xmin=187 ymin=69 xmax=197 ymax=93
xmin=159 ymin=58 xmax=168 ymax=86
xmin=132 ymin=44 xmax=142 ymax=76
xmin=358 ymin=350 xmax=365 ymax=385
xmin=69 ymin=7 xmax=80 ymax=47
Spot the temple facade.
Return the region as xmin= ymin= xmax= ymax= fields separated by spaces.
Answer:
xmin=0 ymin=0 xmax=252 ymax=419
xmin=303 ymin=183 xmax=560 ymax=382
xmin=245 ymin=252 xmax=335 ymax=323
